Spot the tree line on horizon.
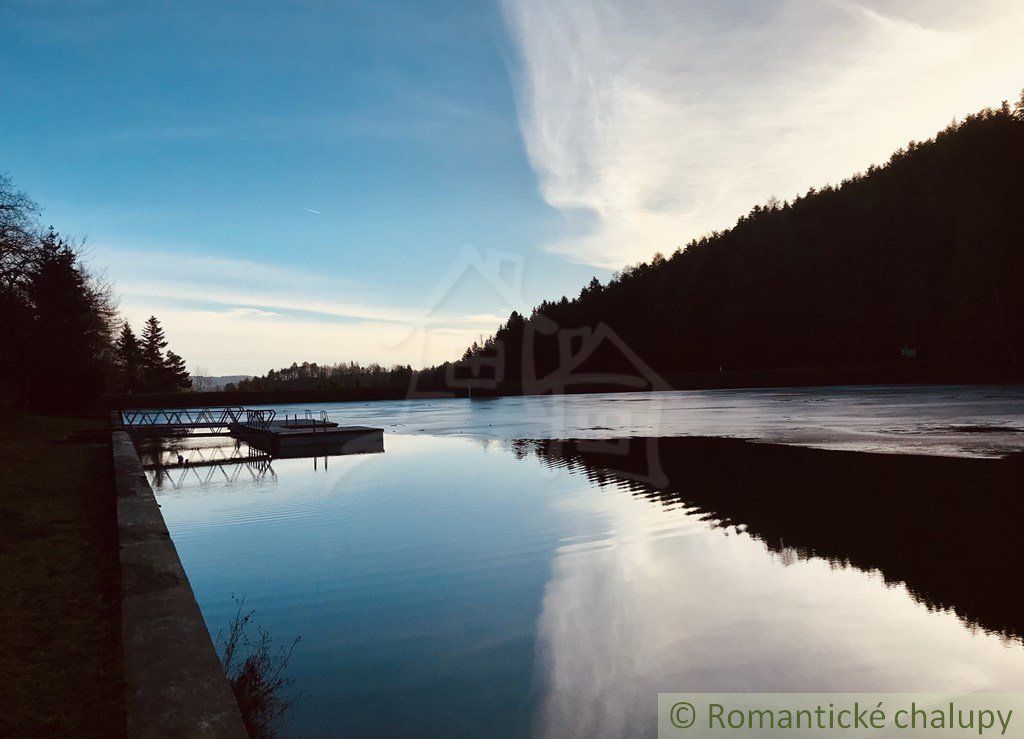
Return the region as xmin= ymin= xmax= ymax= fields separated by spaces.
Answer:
xmin=225 ymin=361 xmax=418 ymax=392
xmin=0 ymin=175 xmax=190 ymax=410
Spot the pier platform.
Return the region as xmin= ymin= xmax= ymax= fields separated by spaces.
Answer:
xmin=233 ymin=421 xmax=384 ymax=456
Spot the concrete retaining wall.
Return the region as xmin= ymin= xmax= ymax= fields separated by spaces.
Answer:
xmin=113 ymin=426 xmax=247 ymax=737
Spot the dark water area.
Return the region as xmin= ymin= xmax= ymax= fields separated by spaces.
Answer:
xmin=144 ymin=389 xmax=1024 ymax=737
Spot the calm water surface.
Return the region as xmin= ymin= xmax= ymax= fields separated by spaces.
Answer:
xmin=149 ymin=388 xmax=1024 ymax=737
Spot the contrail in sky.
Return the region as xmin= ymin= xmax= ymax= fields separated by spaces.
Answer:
xmin=303 ymin=208 xmax=321 ymax=214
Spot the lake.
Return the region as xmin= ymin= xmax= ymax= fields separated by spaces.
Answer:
xmin=146 ymin=386 xmax=1024 ymax=736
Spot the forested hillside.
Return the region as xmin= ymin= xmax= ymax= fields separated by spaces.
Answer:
xmin=461 ymin=98 xmax=1024 ymax=384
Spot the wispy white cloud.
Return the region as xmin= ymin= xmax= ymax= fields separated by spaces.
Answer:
xmin=224 ymin=307 xmax=280 ymax=319
xmin=102 ymin=245 xmax=509 ymax=373
xmin=502 ymin=0 xmax=1024 ymax=268
xmin=121 ymin=280 xmax=506 ymax=328
xmin=90 ymin=244 xmax=363 ymax=294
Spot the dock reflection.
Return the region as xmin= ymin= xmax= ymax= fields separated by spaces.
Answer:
xmin=525 ymin=436 xmax=1024 ymax=641
xmin=136 ymin=433 xmax=384 ymax=491
xmin=242 ymin=431 xmax=385 ymax=459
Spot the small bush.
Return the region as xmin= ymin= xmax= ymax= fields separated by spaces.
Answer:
xmin=217 ymin=596 xmax=301 ymax=738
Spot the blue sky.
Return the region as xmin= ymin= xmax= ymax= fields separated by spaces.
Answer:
xmin=2 ymin=0 xmax=1022 ymax=373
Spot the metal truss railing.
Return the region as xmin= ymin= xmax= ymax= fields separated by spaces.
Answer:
xmin=244 ymin=409 xmax=276 ymax=430
xmin=122 ymin=406 xmax=276 ymax=432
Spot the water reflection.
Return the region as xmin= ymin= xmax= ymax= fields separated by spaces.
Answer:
xmin=526 ymin=437 xmax=1024 ymax=641
xmin=136 ymin=433 xmax=383 ymax=491
xmin=523 ymin=437 xmax=1024 ymax=736
xmin=243 ymin=432 xmax=385 ymax=459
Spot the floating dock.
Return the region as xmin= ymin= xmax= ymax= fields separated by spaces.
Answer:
xmin=232 ymin=419 xmax=384 ymax=457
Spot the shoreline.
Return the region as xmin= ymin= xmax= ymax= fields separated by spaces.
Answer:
xmin=112 ymin=422 xmax=247 ymax=737
xmin=98 ymin=364 xmax=1024 ymax=411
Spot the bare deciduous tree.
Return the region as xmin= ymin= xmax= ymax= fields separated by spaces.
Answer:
xmin=191 ymin=366 xmax=214 ymax=393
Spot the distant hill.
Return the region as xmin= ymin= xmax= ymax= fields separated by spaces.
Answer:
xmin=202 ymin=375 xmax=251 ymax=391
xmin=461 ymin=97 xmax=1024 ymax=384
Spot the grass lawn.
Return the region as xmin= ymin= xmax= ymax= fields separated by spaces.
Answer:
xmin=0 ymin=412 xmax=125 ymax=737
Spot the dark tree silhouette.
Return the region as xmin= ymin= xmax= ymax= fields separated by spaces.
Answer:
xmin=140 ymin=315 xmax=169 ymax=392
xmin=128 ymin=315 xmax=192 ymax=393
xmin=0 ymin=174 xmax=191 ymax=406
xmin=0 ymin=174 xmax=38 ymax=290
xmin=234 ymin=361 xmax=416 ymax=392
xmin=457 ymin=97 xmax=1024 ymax=385
xmin=0 ymin=175 xmax=40 ymax=401
xmin=114 ymin=321 xmax=143 ymax=393
xmin=24 ymin=230 xmax=112 ymax=409
xmin=163 ymin=350 xmax=192 ymax=392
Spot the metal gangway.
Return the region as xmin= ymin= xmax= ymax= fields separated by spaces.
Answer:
xmin=121 ymin=406 xmax=277 ymax=434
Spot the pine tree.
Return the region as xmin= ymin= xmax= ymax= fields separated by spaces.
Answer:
xmin=163 ymin=350 xmax=191 ymax=391
xmin=140 ymin=315 xmax=168 ymax=392
xmin=114 ymin=321 xmax=142 ymax=393
xmin=26 ymin=230 xmax=108 ymax=407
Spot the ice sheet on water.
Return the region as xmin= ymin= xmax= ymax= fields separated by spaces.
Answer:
xmin=260 ymin=384 xmax=1024 ymax=458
